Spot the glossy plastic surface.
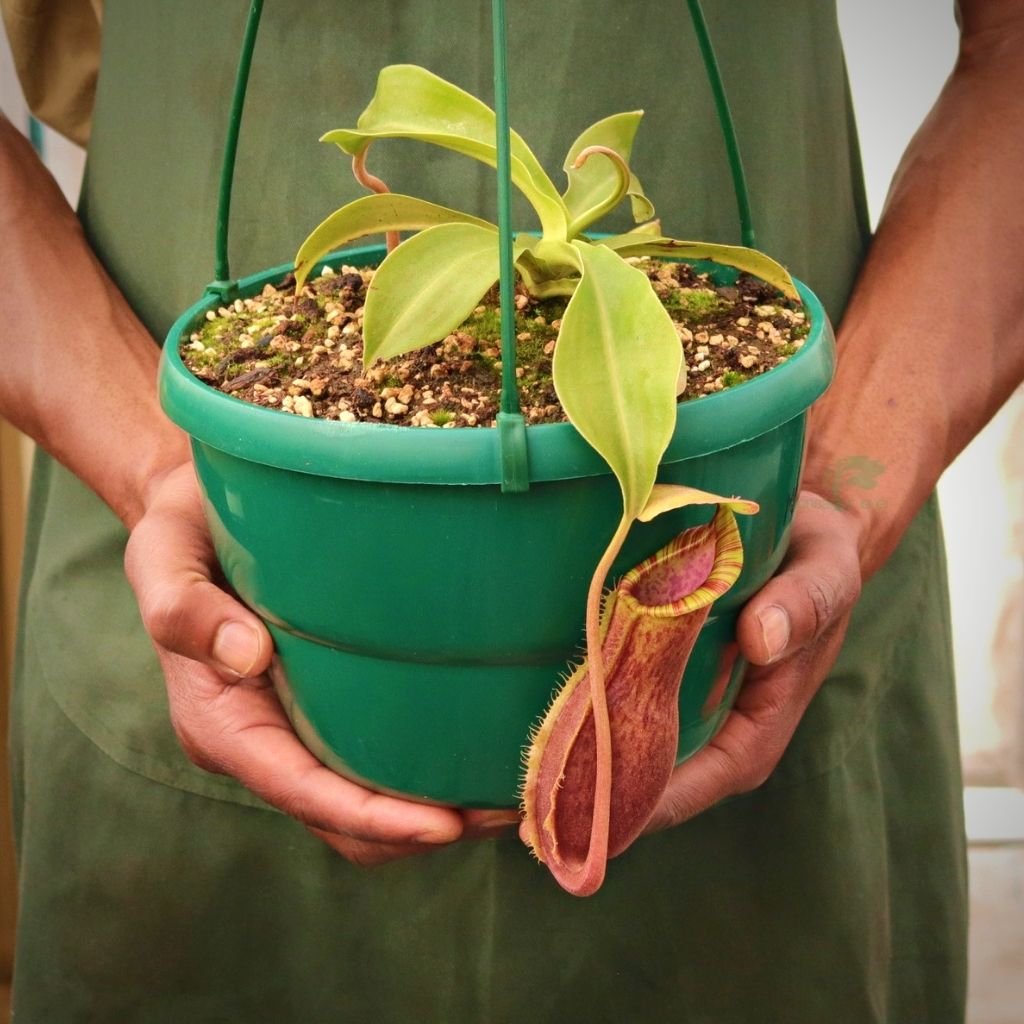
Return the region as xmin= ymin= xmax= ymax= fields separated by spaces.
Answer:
xmin=160 ymin=245 xmax=835 ymax=807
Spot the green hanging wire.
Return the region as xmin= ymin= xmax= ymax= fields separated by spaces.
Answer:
xmin=491 ymin=0 xmax=519 ymax=416
xmin=491 ymin=0 xmax=529 ymax=492
xmin=211 ymin=0 xmax=265 ymax=294
xmin=685 ymin=0 xmax=757 ymax=249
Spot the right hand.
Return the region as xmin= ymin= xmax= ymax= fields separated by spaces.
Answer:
xmin=125 ymin=463 xmax=515 ymax=866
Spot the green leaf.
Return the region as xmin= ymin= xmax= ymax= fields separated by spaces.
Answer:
xmin=562 ymin=112 xmax=655 ymax=236
xmin=600 ymin=236 xmax=800 ymax=301
xmin=637 ymin=484 xmax=759 ymax=523
xmin=514 ymin=237 xmax=582 ymax=297
xmin=323 ymin=65 xmax=568 ymax=239
xmin=594 ymin=219 xmax=663 ymax=249
xmin=293 ymin=194 xmax=494 ymax=294
xmin=553 ymin=243 xmax=681 ymax=519
xmin=362 ymin=223 xmax=500 ymax=365
xmin=518 ymin=275 xmax=579 ymax=299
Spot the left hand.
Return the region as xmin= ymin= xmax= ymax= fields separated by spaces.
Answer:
xmin=644 ymin=490 xmax=864 ymax=833
xmin=126 ymin=463 xmax=517 ymax=868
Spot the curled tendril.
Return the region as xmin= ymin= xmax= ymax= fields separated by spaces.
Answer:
xmin=352 ymin=146 xmax=401 ymax=253
xmin=568 ymin=145 xmax=632 ymax=236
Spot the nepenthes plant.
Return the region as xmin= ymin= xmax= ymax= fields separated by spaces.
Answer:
xmin=293 ymin=64 xmax=802 ymax=895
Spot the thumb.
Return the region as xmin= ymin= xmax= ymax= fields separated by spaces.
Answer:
xmin=125 ymin=474 xmax=272 ymax=678
xmin=737 ymin=507 xmax=862 ymax=666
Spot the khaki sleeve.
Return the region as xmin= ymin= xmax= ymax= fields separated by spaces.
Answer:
xmin=1 ymin=0 xmax=102 ymax=146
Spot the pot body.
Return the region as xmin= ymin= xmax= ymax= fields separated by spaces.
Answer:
xmin=162 ymin=245 xmax=835 ymax=808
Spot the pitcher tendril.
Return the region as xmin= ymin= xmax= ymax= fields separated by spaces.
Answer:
xmin=351 ymin=146 xmax=401 ymax=253
xmin=568 ymin=145 xmax=632 ymax=237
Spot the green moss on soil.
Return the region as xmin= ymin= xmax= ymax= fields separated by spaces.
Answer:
xmin=663 ymin=288 xmax=731 ymax=324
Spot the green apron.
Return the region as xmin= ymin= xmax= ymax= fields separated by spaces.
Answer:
xmin=11 ymin=1 xmax=967 ymax=1019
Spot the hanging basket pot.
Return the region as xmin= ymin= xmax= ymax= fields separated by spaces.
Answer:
xmin=160 ymin=243 xmax=833 ymax=807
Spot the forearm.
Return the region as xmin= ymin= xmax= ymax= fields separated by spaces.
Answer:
xmin=806 ymin=8 xmax=1024 ymax=578
xmin=0 ymin=114 xmax=187 ymax=529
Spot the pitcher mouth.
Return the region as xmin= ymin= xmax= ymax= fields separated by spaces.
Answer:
xmin=617 ymin=506 xmax=744 ymax=618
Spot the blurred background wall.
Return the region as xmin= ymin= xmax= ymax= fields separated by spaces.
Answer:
xmin=1 ymin=1 xmax=1022 ymax=1021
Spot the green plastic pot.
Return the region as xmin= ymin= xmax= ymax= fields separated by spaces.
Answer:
xmin=160 ymin=243 xmax=835 ymax=809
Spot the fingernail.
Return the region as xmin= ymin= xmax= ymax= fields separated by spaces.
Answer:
xmin=758 ymin=604 xmax=791 ymax=663
xmin=213 ymin=621 xmax=261 ymax=676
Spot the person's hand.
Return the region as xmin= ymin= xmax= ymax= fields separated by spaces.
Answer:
xmin=644 ymin=491 xmax=864 ymax=833
xmin=125 ymin=463 xmax=514 ymax=866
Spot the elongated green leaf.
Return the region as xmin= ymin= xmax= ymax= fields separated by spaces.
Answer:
xmin=553 ymin=243 xmax=681 ymax=519
xmin=562 ymin=112 xmax=655 ymax=235
xmin=638 ymin=484 xmax=759 ymax=522
xmin=323 ymin=65 xmax=568 ymax=239
xmin=362 ymin=223 xmax=500 ymax=364
xmin=601 ymin=236 xmax=799 ymax=301
xmin=293 ymin=194 xmax=494 ymax=293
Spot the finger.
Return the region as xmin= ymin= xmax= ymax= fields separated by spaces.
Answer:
xmin=126 ymin=472 xmax=272 ymax=678
xmin=644 ymin=670 xmax=803 ymax=830
xmin=307 ymin=827 xmax=438 ymax=866
xmin=736 ymin=509 xmax=861 ymax=666
xmin=645 ymin=626 xmax=847 ymax=833
xmin=163 ymin=652 xmax=464 ymax=848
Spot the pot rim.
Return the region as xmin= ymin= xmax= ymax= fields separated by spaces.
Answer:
xmin=159 ymin=244 xmax=836 ymax=485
